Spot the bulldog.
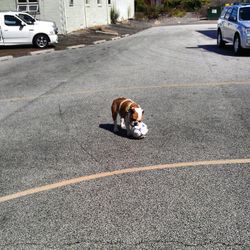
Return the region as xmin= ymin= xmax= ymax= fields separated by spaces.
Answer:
xmin=111 ymin=97 xmax=144 ymax=136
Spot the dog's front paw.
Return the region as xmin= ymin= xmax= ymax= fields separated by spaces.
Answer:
xmin=120 ymin=118 xmax=126 ymax=129
xmin=121 ymin=123 xmax=126 ymax=129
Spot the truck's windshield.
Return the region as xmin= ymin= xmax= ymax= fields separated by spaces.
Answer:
xmin=239 ymin=7 xmax=250 ymax=21
xmin=17 ymin=13 xmax=35 ymax=24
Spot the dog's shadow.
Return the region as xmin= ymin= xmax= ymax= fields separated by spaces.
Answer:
xmin=99 ymin=123 xmax=136 ymax=139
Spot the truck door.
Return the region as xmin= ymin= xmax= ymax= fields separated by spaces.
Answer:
xmin=223 ymin=7 xmax=233 ymax=41
xmin=227 ymin=7 xmax=238 ymax=43
xmin=2 ymin=15 xmax=31 ymax=45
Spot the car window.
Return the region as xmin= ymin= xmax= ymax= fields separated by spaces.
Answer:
xmin=4 ymin=15 xmax=21 ymax=26
xmin=229 ymin=7 xmax=238 ymax=22
xmin=239 ymin=7 xmax=250 ymax=21
xmin=17 ymin=13 xmax=35 ymax=24
xmin=224 ymin=7 xmax=233 ymax=20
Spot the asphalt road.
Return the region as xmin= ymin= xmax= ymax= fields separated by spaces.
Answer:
xmin=0 ymin=24 xmax=250 ymax=249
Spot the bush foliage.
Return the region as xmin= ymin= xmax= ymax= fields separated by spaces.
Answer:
xmin=110 ymin=7 xmax=119 ymax=24
xmin=135 ymin=0 xmax=211 ymax=18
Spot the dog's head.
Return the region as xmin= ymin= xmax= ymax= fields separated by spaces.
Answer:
xmin=129 ymin=106 xmax=144 ymax=127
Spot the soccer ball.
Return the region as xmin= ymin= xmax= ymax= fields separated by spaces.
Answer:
xmin=131 ymin=122 xmax=148 ymax=139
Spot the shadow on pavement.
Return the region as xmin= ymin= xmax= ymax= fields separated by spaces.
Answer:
xmin=99 ymin=123 xmax=136 ymax=139
xmin=186 ymin=44 xmax=233 ymax=56
xmin=0 ymin=44 xmax=55 ymax=57
xmin=187 ymin=44 xmax=250 ymax=57
xmin=197 ymin=29 xmax=217 ymax=39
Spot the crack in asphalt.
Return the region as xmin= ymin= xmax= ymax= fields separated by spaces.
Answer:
xmin=0 ymin=239 xmax=245 ymax=248
xmin=0 ymin=242 xmax=56 ymax=249
xmin=134 ymin=239 xmax=245 ymax=248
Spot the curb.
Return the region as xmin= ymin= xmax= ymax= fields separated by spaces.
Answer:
xmin=67 ymin=44 xmax=86 ymax=49
xmin=111 ymin=36 xmax=121 ymax=41
xmin=0 ymin=55 xmax=14 ymax=62
xmin=30 ymin=49 xmax=55 ymax=56
xmin=93 ymin=40 xmax=106 ymax=45
xmin=0 ymin=34 xmax=131 ymax=60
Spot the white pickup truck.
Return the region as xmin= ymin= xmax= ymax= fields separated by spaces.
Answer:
xmin=0 ymin=11 xmax=58 ymax=48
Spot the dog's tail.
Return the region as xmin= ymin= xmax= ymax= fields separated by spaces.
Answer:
xmin=111 ymin=100 xmax=118 ymax=122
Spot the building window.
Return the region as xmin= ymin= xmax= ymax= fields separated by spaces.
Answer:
xmin=17 ymin=0 xmax=39 ymax=14
xmin=97 ymin=0 xmax=102 ymax=5
xmin=108 ymin=0 xmax=111 ymax=5
xmin=69 ymin=0 xmax=74 ymax=6
xmin=18 ymin=5 xmax=28 ymax=11
xmin=85 ymin=0 xmax=90 ymax=5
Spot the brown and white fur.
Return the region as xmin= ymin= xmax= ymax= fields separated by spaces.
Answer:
xmin=111 ymin=97 xmax=144 ymax=136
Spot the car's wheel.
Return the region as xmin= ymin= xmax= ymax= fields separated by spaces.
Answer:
xmin=233 ymin=34 xmax=242 ymax=56
xmin=33 ymin=34 xmax=49 ymax=48
xmin=217 ymin=30 xmax=225 ymax=48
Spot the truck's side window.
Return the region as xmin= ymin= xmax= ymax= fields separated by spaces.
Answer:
xmin=220 ymin=7 xmax=228 ymax=19
xmin=4 ymin=15 xmax=21 ymax=26
xmin=229 ymin=8 xmax=238 ymax=22
xmin=18 ymin=14 xmax=35 ymax=24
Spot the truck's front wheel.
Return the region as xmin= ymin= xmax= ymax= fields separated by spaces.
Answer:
xmin=33 ymin=34 xmax=49 ymax=48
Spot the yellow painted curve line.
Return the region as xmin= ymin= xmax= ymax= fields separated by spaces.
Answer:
xmin=1 ymin=158 xmax=250 ymax=203
xmin=1 ymin=80 xmax=250 ymax=103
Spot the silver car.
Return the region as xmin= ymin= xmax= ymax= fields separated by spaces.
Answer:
xmin=217 ymin=4 xmax=250 ymax=55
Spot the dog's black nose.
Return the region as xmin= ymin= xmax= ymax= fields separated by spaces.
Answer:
xmin=134 ymin=122 xmax=138 ymax=126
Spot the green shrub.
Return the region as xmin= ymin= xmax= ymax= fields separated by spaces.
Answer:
xmin=135 ymin=0 xmax=147 ymax=12
xmin=135 ymin=0 xmax=209 ymax=19
xmin=110 ymin=7 xmax=119 ymax=24
xmin=163 ymin=0 xmax=209 ymax=11
xmin=183 ymin=0 xmax=202 ymax=10
xmin=135 ymin=1 xmax=165 ymax=19
xmin=169 ymin=8 xmax=186 ymax=17
xmin=145 ymin=5 xmax=163 ymax=19
xmin=164 ymin=0 xmax=182 ymax=9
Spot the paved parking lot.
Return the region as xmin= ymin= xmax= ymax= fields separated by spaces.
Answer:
xmin=0 ymin=18 xmax=215 ymax=59
xmin=0 ymin=23 xmax=249 ymax=249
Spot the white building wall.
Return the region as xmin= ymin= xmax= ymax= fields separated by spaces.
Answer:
xmin=0 ymin=0 xmax=16 ymax=11
xmin=64 ymin=0 xmax=86 ymax=33
xmin=114 ymin=0 xmax=134 ymax=20
xmin=39 ymin=0 xmax=65 ymax=33
xmin=107 ymin=4 xmax=112 ymax=24
xmin=85 ymin=0 xmax=109 ymax=27
xmin=128 ymin=0 xmax=135 ymax=19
